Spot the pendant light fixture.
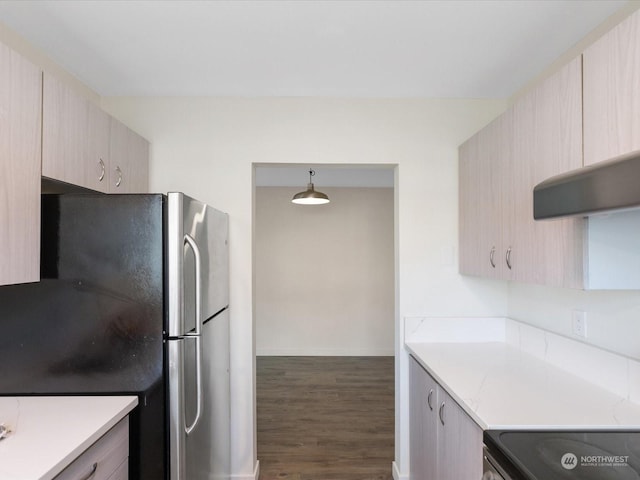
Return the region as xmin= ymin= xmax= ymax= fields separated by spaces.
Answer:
xmin=291 ymin=169 xmax=330 ymax=205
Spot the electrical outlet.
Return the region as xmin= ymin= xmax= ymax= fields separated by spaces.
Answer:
xmin=572 ymin=310 xmax=588 ymax=338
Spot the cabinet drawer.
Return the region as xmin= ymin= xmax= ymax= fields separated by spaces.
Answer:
xmin=107 ymin=459 xmax=128 ymax=480
xmin=55 ymin=418 xmax=128 ymax=480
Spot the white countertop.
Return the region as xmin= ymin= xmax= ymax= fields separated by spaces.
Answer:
xmin=0 ymin=396 xmax=138 ymax=480
xmin=407 ymin=342 xmax=640 ymax=430
xmin=406 ymin=340 xmax=640 ymax=430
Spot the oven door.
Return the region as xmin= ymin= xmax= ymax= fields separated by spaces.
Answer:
xmin=483 ymin=445 xmax=514 ymax=480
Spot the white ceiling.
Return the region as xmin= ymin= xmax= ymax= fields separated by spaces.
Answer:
xmin=0 ymin=0 xmax=628 ymax=98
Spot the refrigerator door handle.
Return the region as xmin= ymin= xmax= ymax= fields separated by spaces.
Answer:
xmin=184 ymin=234 xmax=202 ymax=336
xmin=184 ymin=335 xmax=203 ymax=435
xmin=183 ymin=233 xmax=203 ymax=435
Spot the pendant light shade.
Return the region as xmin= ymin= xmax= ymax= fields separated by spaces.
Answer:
xmin=291 ymin=169 xmax=330 ymax=205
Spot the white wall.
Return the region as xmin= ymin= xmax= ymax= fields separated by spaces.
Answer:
xmin=508 ymin=283 xmax=640 ymax=360
xmin=255 ymin=186 xmax=394 ymax=356
xmin=101 ymin=96 xmax=508 ymax=478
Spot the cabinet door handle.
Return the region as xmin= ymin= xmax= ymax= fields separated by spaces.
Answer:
xmin=489 ymin=246 xmax=496 ymax=268
xmin=427 ymin=389 xmax=434 ymax=411
xmin=506 ymin=247 xmax=512 ymax=270
xmin=98 ymin=159 xmax=105 ymax=182
xmin=78 ymin=462 xmax=98 ymax=480
xmin=115 ymin=166 xmax=123 ymax=188
xmin=439 ymin=401 xmax=445 ymax=426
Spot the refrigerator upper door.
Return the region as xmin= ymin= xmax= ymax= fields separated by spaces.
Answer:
xmin=168 ymin=192 xmax=229 ymax=337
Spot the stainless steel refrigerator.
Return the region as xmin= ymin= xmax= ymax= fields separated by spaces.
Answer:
xmin=0 ymin=192 xmax=230 ymax=480
xmin=167 ymin=193 xmax=230 ymax=480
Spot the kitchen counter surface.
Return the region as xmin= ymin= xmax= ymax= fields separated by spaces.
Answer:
xmin=0 ymin=396 xmax=138 ymax=480
xmin=407 ymin=340 xmax=640 ymax=430
xmin=405 ymin=318 xmax=640 ymax=430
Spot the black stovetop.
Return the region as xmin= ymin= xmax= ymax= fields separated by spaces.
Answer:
xmin=485 ymin=430 xmax=640 ymax=480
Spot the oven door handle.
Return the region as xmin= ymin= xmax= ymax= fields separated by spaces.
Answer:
xmin=483 ymin=445 xmax=513 ymax=480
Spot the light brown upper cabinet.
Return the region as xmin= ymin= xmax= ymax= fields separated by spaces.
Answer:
xmin=583 ymin=9 xmax=640 ymax=166
xmin=109 ymin=118 xmax=149 ymax=194
xmin=88 ymin=103 xmax=112 ymax=191
xmin=512 ymin=57 xmax=584 ymax=288
xmin=43 ymin=73 xmax=110 ymax=192
xmin=0 ymin=42 xmax=42 ymax=286
xmin=459 ymin=57 xmax=584 ymax=288
xmin=43 ymin=72 xmax=149 ymax=194
xmin=459 ymin=112 xmax=512 ymax=280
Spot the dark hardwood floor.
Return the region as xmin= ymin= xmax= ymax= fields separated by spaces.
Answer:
xmin=256 ymin=356 xmax=395 ymax=480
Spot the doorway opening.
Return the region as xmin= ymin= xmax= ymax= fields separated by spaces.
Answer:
xmin=252 ymin=163 xmax=397 ymax=479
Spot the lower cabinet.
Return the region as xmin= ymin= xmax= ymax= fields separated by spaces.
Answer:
xmin=55 ymin=417 xmax=129 ymax=480
xmin=409 ymin=356 xmax=482 ymax=480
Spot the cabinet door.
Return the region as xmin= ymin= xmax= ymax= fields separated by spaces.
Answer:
xmin=0 ymin=42 xmax=41 ymax=286
xmin=409 ymin=357 xmax=438 ymax=480
xmin=459 ymin=117 xmax=504 ymax=279
xmin=584 ymin=9 xmax=640 ymax=166
xmin=437 ymin=387 xmax=483 ymax=480
xmin=422 ymin=370 xmax=440 ymax=480
xmin=510 ymin=57 xmax=584 ymax=288
xmin=496 ymin=109 xmax=515 ymax=281
xmin=529 ymin=57 xmax=584 ymax=288
xmin=109 ymin=118 xmax=149 ymax=193
xmin=409 ymin=357 xmax=427 ymax=480
xmin=87 ymin=101 xmax=111 ymax=192
xmin=43 ymin=73 xmax=110 ymax=192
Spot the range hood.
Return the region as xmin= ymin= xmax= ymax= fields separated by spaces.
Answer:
xmin=533 ymin=151 xmax=640 ymax=220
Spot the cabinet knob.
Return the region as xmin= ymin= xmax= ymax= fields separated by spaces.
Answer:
xmin=97 ymin=159 xmax=105 ymax=182
xmin=427 ymin=389 xmax=434 ymax=411
xmin=439 ymin=401 xmax=445 ymax=426
xmin=115 ymin=166 xmax=123 ymax=188
xmin=506 ymin=247 xmax=512 ymax=270
xmin=489 ymin=246 xmax=496 ymax=268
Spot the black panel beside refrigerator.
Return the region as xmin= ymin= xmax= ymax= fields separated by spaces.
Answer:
xmin=0 ymin=193 xmax=230 ymax=480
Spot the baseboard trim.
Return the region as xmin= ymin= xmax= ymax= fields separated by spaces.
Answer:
xmin=230 ymin=460 xmax=259 ymax=480
xmin=256 ymin=349 xmax=395 ymax=356
xmin=392 ymin=461 xmax=408 ymax=480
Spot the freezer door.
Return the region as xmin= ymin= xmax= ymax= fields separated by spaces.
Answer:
xmin=168 ymin=337 xmax=187 ymax=480
xmin=167 ymin=192 xmax=229 ymax=337
xmin=187 ymin=309 xmax=230 ymax=479
xmin=168 ymin=309 xmax=230 ymax=480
